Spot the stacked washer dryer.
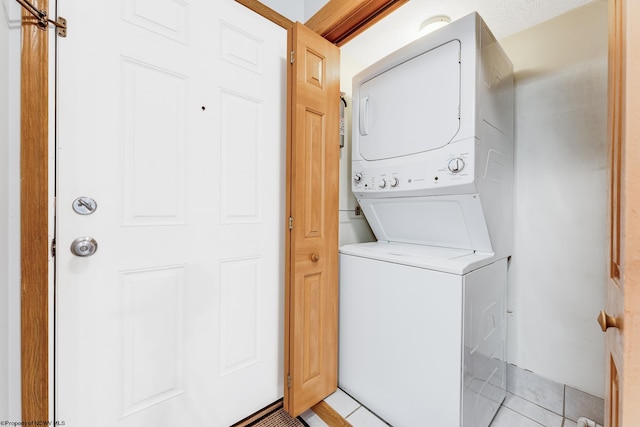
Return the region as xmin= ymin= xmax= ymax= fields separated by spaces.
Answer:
xmin=339 ymin=12 xmax=514 ymax=427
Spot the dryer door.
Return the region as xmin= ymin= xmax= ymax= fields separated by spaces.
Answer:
xmin=357 ymin=40 xmax=461 ymax=161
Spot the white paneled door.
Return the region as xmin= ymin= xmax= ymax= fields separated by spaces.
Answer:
xmin=55 ymin=1 xmax=286 ymax=425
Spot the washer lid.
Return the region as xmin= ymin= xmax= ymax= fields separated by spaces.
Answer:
xmin=339 ymin=242 xmax=495 ymax=274
xmin=342 ymin=241 xmax=473 ymax=259
xmin=356 ymin=39 xmax=461 ymax=161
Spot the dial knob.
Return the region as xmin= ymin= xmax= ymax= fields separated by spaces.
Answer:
xmin=354 ymin=172 xmax=363 ymax=183
xmin=390 ymin=177 xmax=399 ymax=187
xmin=448 ymin=158 xmax=465 ymax=173
xmin=378 ymin=178 xmax=387 ymax=189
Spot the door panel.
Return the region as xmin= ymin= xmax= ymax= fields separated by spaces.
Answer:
xmin=56 ymin=1 xmax=286 ymax=425
xmin=285 ymin=23 xmax=340 ymax=417
xmin=358 ymin=40 xmax=461 ymax=161
xmin=604 ymin=0 xmax=640 ymax=425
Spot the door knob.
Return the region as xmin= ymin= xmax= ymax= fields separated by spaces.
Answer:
xmin=70 ymin=237 xmax=98 ymax=257
xmin=310 ymin=253 xmax=320 ymax=263
xmin=597 ymin=310 xmax=619 ymax=332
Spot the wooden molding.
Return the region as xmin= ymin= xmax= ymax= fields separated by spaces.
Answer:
xmin=311 ymin=401 xmax=353 ymax=427
xmin=234 ymin=0 xmax=294 ymax=30
xmin=20 ymin=0 xmax=49 ymax=423
xmin=283 ymin=25 xmax=294 ymax=414
xmin=305 ymin=0 xmax=408 ymax=46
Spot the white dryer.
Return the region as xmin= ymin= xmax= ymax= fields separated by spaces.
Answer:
xmin=339 ymin=12 xmax=514 ymax=427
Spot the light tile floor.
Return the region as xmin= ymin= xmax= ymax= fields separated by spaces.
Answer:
xmin=300 ymin=388 xmax=603 ymax=427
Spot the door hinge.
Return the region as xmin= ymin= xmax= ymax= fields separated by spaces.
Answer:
xmin=55 ymin=16 xmax=67 ymax=38
xmin=287 ymin=374 xmax=291 ymax=388
xmin=51 ymin=238 xmax=56 ymax=257
xmin=288 ymin=217 xmax=294 ymax=230
xmin=290 ymin=51 xmax=295 ymax=64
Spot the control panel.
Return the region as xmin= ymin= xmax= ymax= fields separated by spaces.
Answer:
xmin=352 ymin=142 xmax=474 ymax=195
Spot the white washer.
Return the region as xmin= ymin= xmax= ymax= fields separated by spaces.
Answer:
xmin=339 ymin=243 xmax=506 ymax=427
xmin=339 ymin=12 xmax=514 ymax=427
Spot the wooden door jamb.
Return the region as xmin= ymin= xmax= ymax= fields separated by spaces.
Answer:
xmin=20 ymin=0 xmax=50 ymax=422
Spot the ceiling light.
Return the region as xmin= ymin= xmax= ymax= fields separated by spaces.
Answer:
xmin=417 ymin=15 xmax=451 ymax=38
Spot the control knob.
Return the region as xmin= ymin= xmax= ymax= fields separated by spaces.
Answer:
xmin=378 ymin=178 xmax=387 ymax=189
xmin=354 ymin=172 xmax=363 ymax=183
xmin=448 ymin=158 xmax=465 ymax=173
xmin=390 ymin=177 xmax=399 ymax=187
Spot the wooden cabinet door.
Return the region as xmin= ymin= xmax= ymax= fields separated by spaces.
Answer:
xmin=284 ymin=22 xmax=340 ymax=417
xmin=604 ymin=1 xmax=640 ymax=425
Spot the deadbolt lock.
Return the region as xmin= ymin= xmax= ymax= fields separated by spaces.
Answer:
xmin=72 ymin=196 xmax=97 ymax=215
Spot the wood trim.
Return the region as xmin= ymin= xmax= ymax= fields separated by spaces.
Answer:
xmin=305 ymin=0 xmax=408 ymax=46
xmin=283 ymin=22 xmax=294 ymax=416
xmin=620 ymin=0 xmax=640 ymax=423
xmin=20 ymin=0 xmax=49 ymax=423
xmin=234 ymin=0 xmax=294 ymax=30
xmin=608 ymin=0 xmax=623 ymax=281
xmin=606 ymin=0 xmax=640 ymax=424
xmin=311 ymin=401 xmax=353 ymax=427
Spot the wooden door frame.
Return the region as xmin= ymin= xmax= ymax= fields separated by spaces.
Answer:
xmin=304 ymin=0 xmax=408 ymax=46
xmin=236 ymin=0 xmax=406 ymax=41
xmin=20 ymin=0 xmax=50 ymax=422
xmin=605 ymin=0 xmax=640 ymax=424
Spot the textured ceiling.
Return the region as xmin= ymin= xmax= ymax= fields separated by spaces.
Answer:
xmin=340 ymin=0 xmax=600 ymax=68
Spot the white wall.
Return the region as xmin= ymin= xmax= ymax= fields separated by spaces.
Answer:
xmin=501 ymin=1 xmax=608 ymax=397
xmin=339 ymin=1 xmax=608 ymax=397
xmin=304 ymin=0 xmax=327 ymax=21
xmin=1 ymin=0 xmax=21 ymax=419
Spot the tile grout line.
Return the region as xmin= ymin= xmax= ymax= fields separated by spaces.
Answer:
xmin=343 ymin=405 xmax=361 ymax=420
xmin=505 ymin=391 xmax=564 ymax=418
xmin=506 ymin=407 xmax=548 ymax=427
